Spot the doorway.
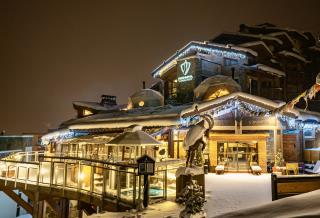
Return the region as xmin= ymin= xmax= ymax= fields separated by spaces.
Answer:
xmin=217 ymin=142 xmax=258 ymax=172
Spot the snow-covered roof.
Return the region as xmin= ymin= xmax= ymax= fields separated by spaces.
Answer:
xmin=295 ymin=108 xmax=320 ymax=123
xmin=181 ymin=92 xmax=286 ymax=117
xmin=128 ymin=89 xmax=164 ymax=108
xmin=244 ymin=24 xmax=310 ymax=41
xmin=73 ymin=101 xmax=126 ymax=112
xmin=249 ymin=64 xmax=285 ymax=77
xmin=65 ymin=105 xmax=190 ymax=130
xmin=308 ymin=46 xmax=320 ymax=52
xmin=62 ymin=93 xmax=320 ymax=132
xmin=267 ymin=32 xmax=296 ymax=47
xmin=194 ymin=75 xmax=241 ymax=101
xmin=278 ymin=50 xmax=310 ymax=63
xmin=271 ymin=27 xmax=310 ymax=40
xmin=151 ymin=41 xmax=256 ymax=78
xmin=181 ymin=92 xmax=320 ymax=122
xmin=239 ymin=41 xmax=273 ymax=56
xmin=218 ymin=32 xmax=283 ymax=45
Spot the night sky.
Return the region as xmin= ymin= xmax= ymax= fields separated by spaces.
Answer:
xmin=1 ymin=0 xmax=320 ymax=134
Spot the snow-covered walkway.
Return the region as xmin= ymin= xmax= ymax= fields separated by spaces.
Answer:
xmin=89 ymin=173 xmax=272 ymax=217
xmin=205 ymin=173 xmax=272 ymax=217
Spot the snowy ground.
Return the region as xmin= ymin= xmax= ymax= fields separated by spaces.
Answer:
xmin=215 ymin=189 xmax=320 ymax=218
xmin=90 ymin=173 xmax=272 ymax=218
xmin=205 ymin=173 xmax=272 ymax=217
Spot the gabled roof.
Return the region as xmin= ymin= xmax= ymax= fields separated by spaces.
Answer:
xmin=212 ymin=32 xmax=283 ymax=45
xmin=181 ymin=92 xmax=286 ymax=117
xmin=181 ymin=92 xmax=320 ymax=123
xmin=268 ymin=32 xmax=296 ymax=48
xmin=239 ymin=41 xmax=273 ymax=57
xmin=151 ymin=41 xmax=256 ymax=78
xmin=308 ymin=46 xmax=320 ymax=53
xmin=248 ymin=64 xmax=285 ymax=77
xmin=277 ymin=50 xmax=310 ymax=63
xmin=241 ymin=24 xmax=310 ymax=41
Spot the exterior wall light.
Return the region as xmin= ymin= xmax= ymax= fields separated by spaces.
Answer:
xmin=139 ymin=101 xmax=145 ymax=107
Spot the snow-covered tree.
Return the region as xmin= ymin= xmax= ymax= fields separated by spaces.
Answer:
xmin=177 ymin=179 xmax=205 ymax=217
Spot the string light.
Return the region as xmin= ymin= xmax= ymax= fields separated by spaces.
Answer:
xmin=154 ymin=42 xmax=247 ymax=77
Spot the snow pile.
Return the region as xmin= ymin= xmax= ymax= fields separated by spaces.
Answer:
xmin=175 ymin=166 xmax=204 ymax=178
xmin=215 ymin=189 xmax=320 ymax=218
xmin=87 ymin=201 xmax=182 ymax=218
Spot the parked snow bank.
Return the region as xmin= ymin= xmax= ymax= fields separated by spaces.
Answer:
xmin=215 ymin=189 xmax=320 ymax=218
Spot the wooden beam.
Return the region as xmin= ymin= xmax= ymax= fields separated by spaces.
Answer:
xmin=209 ymin=133 xmax=269 ymax=141
xmin=0 ymin=188 xmax=33 ymax=214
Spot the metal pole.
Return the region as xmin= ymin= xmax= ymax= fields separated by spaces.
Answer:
xmin=116 ymin=166 xmax=121 ymax=208
xmin=133 ymin=173 xmax=136 ymax=207
xmin=138 ymin=175 xmax=141 ymax=207
xmin=164 ymin=169 xmax=168 ymax=200
xmin=143 ymin=175 xmax=149 ymax=208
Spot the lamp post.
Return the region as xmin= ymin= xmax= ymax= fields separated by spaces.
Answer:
xmin=137 ymin=154 xmax=155 ymax=208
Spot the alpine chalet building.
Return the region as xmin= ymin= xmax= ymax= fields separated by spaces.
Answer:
xmin=42 ymin=23 xmax=320 ymax=174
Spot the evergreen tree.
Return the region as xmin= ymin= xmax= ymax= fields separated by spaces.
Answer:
xmin=177 ymin=179 xmax=205 ymax=216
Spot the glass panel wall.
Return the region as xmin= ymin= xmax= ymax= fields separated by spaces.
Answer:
xmin=217 ymin=142 xmax=258 ymax=171
xmin=53 ymin=163 xmax=64 ymax=185
xmin=39 ymin=162 xmax=51 ymax=184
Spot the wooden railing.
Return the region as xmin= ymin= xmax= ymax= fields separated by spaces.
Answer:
xmin=0 ymin=152 xmax=140 ymax=208
xmin=271 ymin=173 xmax=320 ymax=200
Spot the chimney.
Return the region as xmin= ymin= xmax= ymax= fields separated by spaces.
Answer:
xmin=142 ymin=81 xmax=146 ymax=89
xmin=100 ymin=95 xmax=117 ymax=107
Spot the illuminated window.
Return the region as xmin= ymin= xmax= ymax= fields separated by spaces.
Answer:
xmin=138 ymin=101 xmax=145 ymax=107
xmin=207 ymin=89 xmax=230 ymax=100
xmin=83 ymin=109 xmax=93 ymax=116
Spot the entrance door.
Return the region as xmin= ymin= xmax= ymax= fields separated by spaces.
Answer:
xmin=218 ymin=142 xmax=258 ymax=172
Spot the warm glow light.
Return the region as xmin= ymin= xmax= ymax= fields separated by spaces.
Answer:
xmin=79 ymin=172 xmax=85 ymax=181
xmin=15 ymin=155 xmax=22 ymax=161
xmin=40 ymin=168 xmax=48 ymax=176
xmin=138 ymin=101 xmax=145 ymax=107
xmin=207 ymin=89 xmax=230 ymax=100
xmin=83 ymin=109 xmax=93 ymax=116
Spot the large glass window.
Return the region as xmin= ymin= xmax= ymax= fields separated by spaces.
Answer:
xmin=217 ymin=142 xmax=258 ymax=171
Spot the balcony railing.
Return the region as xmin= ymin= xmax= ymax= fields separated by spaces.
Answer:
xmin=0 ymin=151 xmax=180 ymax=207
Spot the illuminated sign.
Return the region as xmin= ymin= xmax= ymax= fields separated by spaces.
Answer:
xmin=177 ymin=60 xmax=193 ymax=82
xmin=180 ymin=60 xmax=191 ymax=75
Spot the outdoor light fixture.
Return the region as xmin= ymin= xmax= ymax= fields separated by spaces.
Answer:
xmin=79 ymin=172 xmax=85 ymax=181
xmin=139 ymin=101 xmax=145 ymax=107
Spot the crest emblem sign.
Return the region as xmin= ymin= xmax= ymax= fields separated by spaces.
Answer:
xmin=180 ymin=60 xmax=191 ymax=76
